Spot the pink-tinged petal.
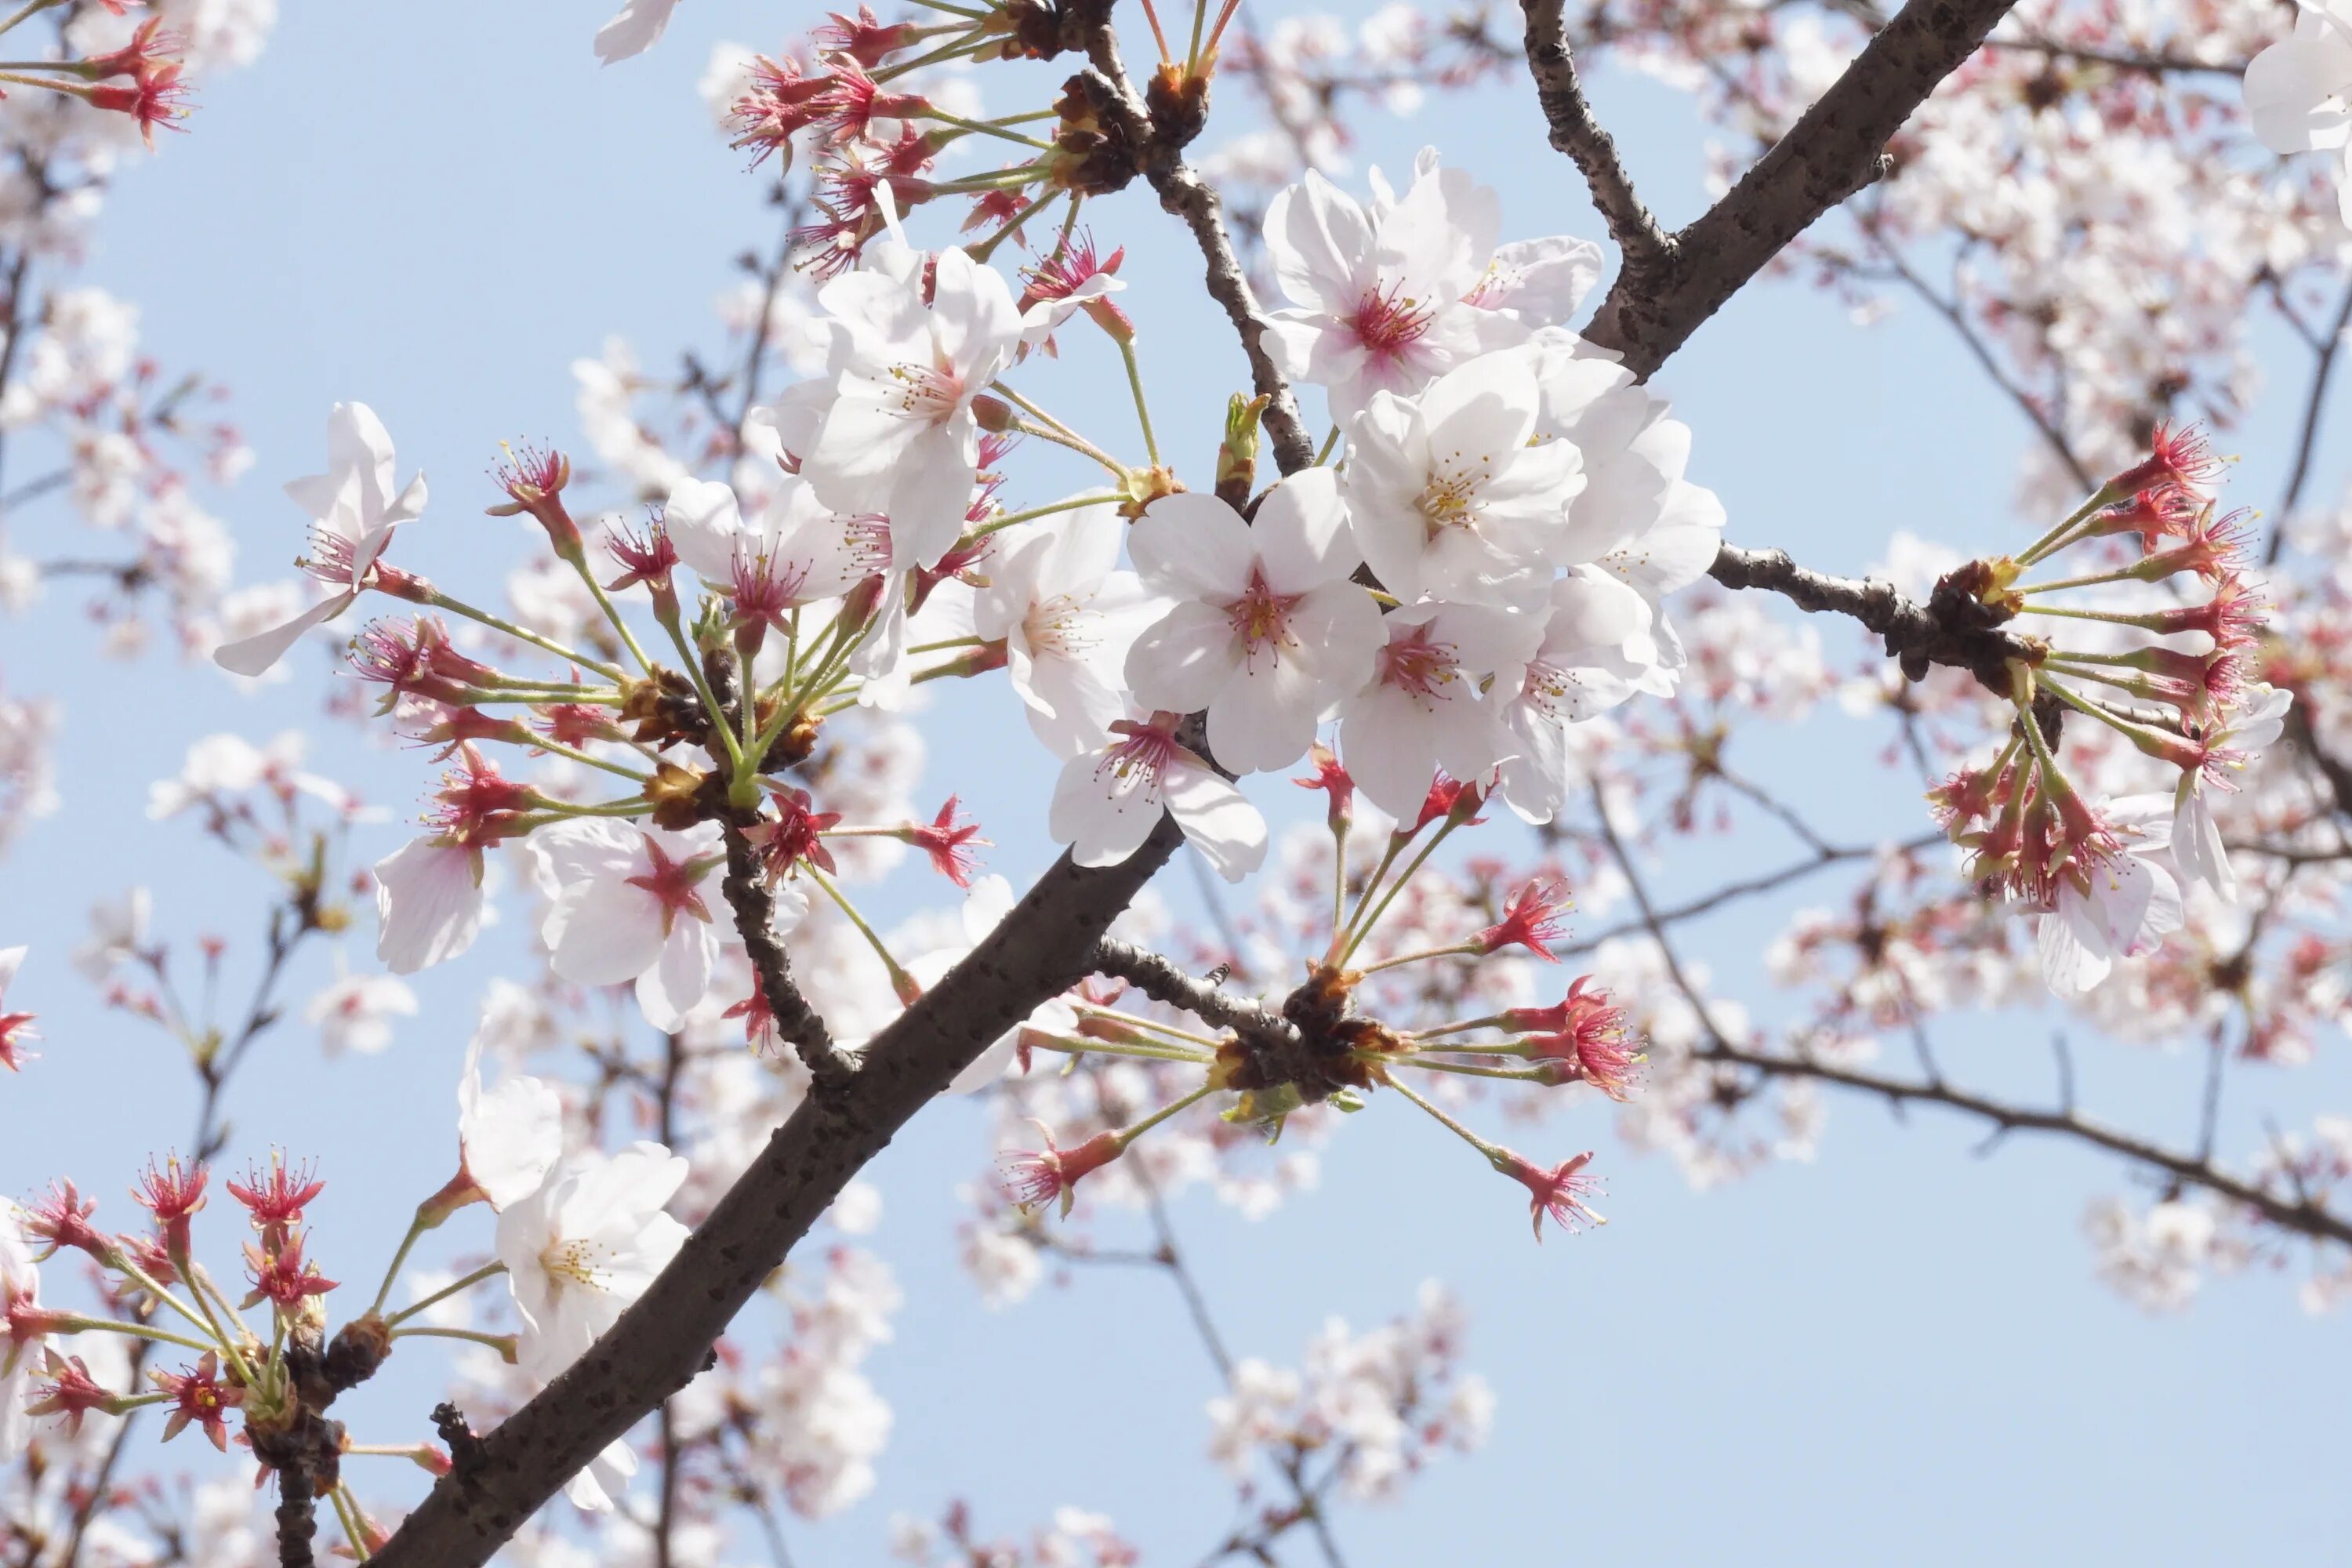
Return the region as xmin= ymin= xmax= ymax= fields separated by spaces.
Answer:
xmin=885 ymin=423 xmax=980 ymax=570
xmin=543 ymin=879 xmax=666 ymax=988
xmin=328 ymin=402 xmax=398 ymax=516
xmin=931 ymin=248 xmax=1023 ymax=376
xmin=2037 ymin=908 xmax=2110 ymax=998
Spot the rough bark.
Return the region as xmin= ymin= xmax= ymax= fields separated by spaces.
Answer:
xmin=1583 ymin=0 xmax=2022 ymax=377
xmin=371 ymin=822 xmax=1183 ymax=1566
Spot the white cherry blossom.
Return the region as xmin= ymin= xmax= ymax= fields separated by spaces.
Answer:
xmin=495 ymin=1142 xmax=691 ymax=1382
xmin=801 ymin=247 xmax=1022 ymax=568
xmin=527 ymin=818 xmax=764 ymax=1032
xmin=2172 ymin=684 xmax=2296 ymax=904
xmin=303 ymin=971 xmax=418 ymax=1056
xmin=1493 ymin=571 xmax=1664 ymax=823
xmin=1345 ymin=350 xmax=1584 ymax=610
xmin=1338 ymin=600 xmax=1541 ymax=818
xmin=1265 ymin=152 xmax=1514 ymax=423
xmin=970 ymin=501 xmax=1152 ymax=758
xmin=213 ymin=402 xmax=426 ymax=677
xmin=662 ymin=471 xmax=887 ymax=607
xmin=1124 ymin=469 xmax=1382 ymax=772
xmin=2245 ymin=0 xmax=2352 ymax=223
xmin=1049 ymin=710 xmax=1269 ymax=881
xmin=458 ymin=1018 xmax=563 ymax=1212
xmin=2036 ymin=796 xmax=2185 ymax=998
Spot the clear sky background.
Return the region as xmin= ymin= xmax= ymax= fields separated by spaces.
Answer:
xmin=3 ymin=2 xmax=2349 ymax=1563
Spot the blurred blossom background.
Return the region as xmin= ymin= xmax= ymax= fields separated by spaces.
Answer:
xmin=2 ymin=0 xmax=2348 ymax=1562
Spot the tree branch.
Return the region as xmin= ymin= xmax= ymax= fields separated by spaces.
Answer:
xmin=1706 ymin=540 xmax=2038 ymax=688
xmin=1700 ymin=1039 xmax=2352 ymax=1248
xmin=1584 ymin=0 xmax=2022 ymax=376
xmin=1519 ymin=0 xmax=1670 ymax=267
xmin=2264 ymin=274 xmax=2352 ymax=565
xmin=1592 ymin=793 xmax=2352 ymax=1250
xmin=370 ymin=820 xmax=1186 ymax=1567
xmin=1090 ymin=936 xmax=1298 ymax=1047
xmin=1066 ymin=3 xmax=1315 ymax=475
xmin=720 ymin=820 xmax=855 ymax=1089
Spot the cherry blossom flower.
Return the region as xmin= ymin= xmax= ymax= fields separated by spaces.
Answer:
xmin=2 ymin=1216 xmax=44 ymax=1461
xmin=1523 ymin=330 xmax=1725 ymax=593
xmin=1048 ymin=711 xmax=1269 ymax=881
xmin=26 ymin=1349 xmax=115 ymax=1438
xmin=2035 ymin=797 xmax=2185 ymax=999
xmin=1337 ymin=601 xmax=1540 ymax=818
xmin=0 ymin=947 xmax=35 ymax=1071
xmin=2172 ymin=684 xmax=2296 ymax=904
xmin=456 ymin=1017 xmax=563 ymax=1212
xmin=527 ymin=818 xmax=750 ymax=1032
xmin=1018 ymin=234 xmax=1130 ymax=348
xmin=71 ymin=884 xmax=150 ymax=982
xmin=151 ymin=1352 xmax=244 ymax=1450
xmin=1264 ymin=153 xmax=1504 ymax=423
xmin=213 ymin=402 xmax=426 ymax=677
xmin=1000 ymin=1122 xmax=1123 ymax=1217
xmin=1492 ymin=571 xmax=1663 ymax=823
xmin=302 ymin=971 xmax=418 ymax=1056
xmin=2245 ymin=0 xmax=2352 ymax=223
xmin=1344 ymin=350 xmax=1583 ymax=609
xmin=1493 ymin=1149 xmax=1606 ymax=1240
xmin=662 ymin=471 xmax=886 ymax=610
xmin=801 ymin=246 xmax=1023 ymax=568
xmin=495 ymin=1142 xmax=691 ymax=1381
xmin=969 ymin=502 xmax=1152 ymax=758
xmin=1123 ymin=470 xmax=1382 ymax=772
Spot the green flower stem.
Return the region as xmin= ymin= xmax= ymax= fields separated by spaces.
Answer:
xmin=1116 ymin=337 xmax=1163 ymax=468
xmin=383 ymin=1260 xmax=506 ymax=1329
xmin=806 ymin=865 xmax=920 ymax=999
xmin=419 ymin=587 xmax=625 ymax=680
xmin=1024 ymin=1031 xmax=1216 ymax=1065
xmin=973 ymin=492 xmax=1128 ymax=536
xmin=1383 ymin=1073 xmax=1504 ymax=1160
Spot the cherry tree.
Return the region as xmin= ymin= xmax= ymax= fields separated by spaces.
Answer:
xmin=2 ymin=0 xmax=2350 ymax=1562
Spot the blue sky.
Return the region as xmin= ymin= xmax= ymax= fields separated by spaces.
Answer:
xmin=2 ymin=2 xmax=2347 ymax=1563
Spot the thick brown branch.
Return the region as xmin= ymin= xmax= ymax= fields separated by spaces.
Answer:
xmin=1585 ymin=0 xmax=2021 ymax=376
xmin=371 ymin=821 xmax=1185 ymax=1567
xmin=1707 ymin=540 xmax=2038 ymax=688
xmin=720 ymin=820 xmax=855 ymax=1088
xmin=1519 ymin=0 xmax=1670 ymax=267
